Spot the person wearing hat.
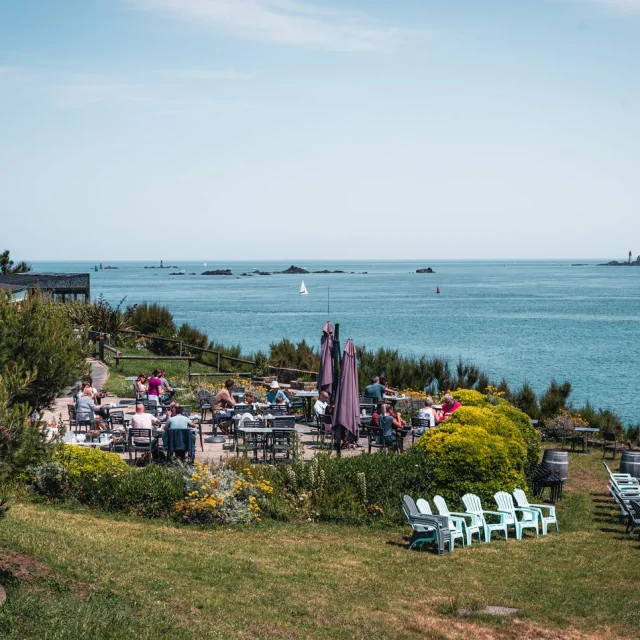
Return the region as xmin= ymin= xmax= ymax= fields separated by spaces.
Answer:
xmin=267 ymin=380 xmax=290 ymax=405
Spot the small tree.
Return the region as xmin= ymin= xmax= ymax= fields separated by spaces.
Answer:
xmin=0 ymin=249 xmax=31 ymax=274
xmin=0 ymin=372 xmax=46 ymax=484
xmin=0 ymin=291 xmax=85 ymax=412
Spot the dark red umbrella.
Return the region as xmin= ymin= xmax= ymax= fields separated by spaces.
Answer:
xmin=317 ymin=321 xmax=334 ymax=395
xmin=332 ymin=338 xmax=360 ymax=454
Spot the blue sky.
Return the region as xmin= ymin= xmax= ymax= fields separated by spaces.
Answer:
xmin=1 ymin=0 xmax=638 ymax=260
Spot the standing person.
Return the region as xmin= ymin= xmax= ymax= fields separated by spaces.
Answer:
xmin=418 ymin=397 xmax=436 ymax=427
xmin=135 ymin=373 xmax=148 ymax=399
xmin=438 ymin=393 xmax=462 ymax=422
xmin=147 ymin=370 xmax=163 ymax=405
xmin=267 ymin=381 xmax=290 ymax=405
xmin=214 ymin=379 xmax=237 ymax=418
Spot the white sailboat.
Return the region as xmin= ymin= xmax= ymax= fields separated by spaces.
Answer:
xmin=203 ymin=262 xmax=207 ymax=266
xmin=299 ymin=280 xmax=308 ymax=296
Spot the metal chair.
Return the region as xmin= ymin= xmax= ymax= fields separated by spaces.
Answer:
xmin=197 ymin=389 xmax=212 ymax=423
xmin=128 ymin=428 xmax=155 ymax=462
xmin=411 ymin=417 xmax=430 ymax=443
xmin=268 ymin=404 xmax=289 ymax=416
xmin=237 ymin=420 xmax=266 ymax=460
xmin=233 ymin=404 xmax=256 ymax=416
xmin=67 ymin=404 xmax=78 ymax=431
xmin=270 ymin=428 xmax=296 ymax=463
xmin=603 ymin=432 xmax=624 ymax=459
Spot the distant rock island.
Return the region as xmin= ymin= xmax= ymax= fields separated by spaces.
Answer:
xmin=145 ymin=265 xmax=178 ymax=269
xmin=103 ymin=266 xmax=119 ymax=270
xmin=598 ymin=258 xmax=640 ymax=266
xmin=280 ymin=265 xmax=308 ymax=274
xmin=416 ymin=267 xmax=435 ymax=274
xmin=202 ymin=269 xmax=233 ymax=276
xmin=570 ymin=264 xmax=589 ymax=267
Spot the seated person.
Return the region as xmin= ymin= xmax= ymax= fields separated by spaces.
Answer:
xmin=243 ymin=391 xmax=255 ymax=409
xmin=162 ymin=406 xmax=195 ymax=461
xmin=438 ymin=393 xmax=462 ymax=422
xmin=266 ymin=381 xmax=290 ymax=405
xmin=364 ymin=376 xmax=386 ymax=402
xmin=147 ymin=370 xmax=163 ymax=405
xmin=376 ymin=403 xmax=404 ymax=445
xmin=130 ymin=402 xmax=161 ymax=450
xmin=314 ymin=390 xmax=330 ymax=418
xmin=418 ymin=396 xmax=436 ymax=427
xmin=158 ymin=369 xmax=175 ymax=401
xmin=214 ymin=379 xmax=237 ymax=418
xmin=379 ymin=376 xmax=398 ymax=396
xmin=75 ymin=387 xmax=106 ymax=429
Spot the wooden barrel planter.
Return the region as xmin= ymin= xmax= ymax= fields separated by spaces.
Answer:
xmin=619 ymin=451 xmax=640 ymax=480
xmin=541 ymin=449 xmax=569 ymax=481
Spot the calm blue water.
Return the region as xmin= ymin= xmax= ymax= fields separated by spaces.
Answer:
xmin=32 ymin=260 xmax=640 ymax=423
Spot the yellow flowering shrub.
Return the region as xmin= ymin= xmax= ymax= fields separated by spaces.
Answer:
xmin=174 ymin=463 xmax=273 ymax=525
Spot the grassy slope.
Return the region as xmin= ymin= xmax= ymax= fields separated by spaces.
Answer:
xmin=0 ymin=452 xmax=638 ymax=640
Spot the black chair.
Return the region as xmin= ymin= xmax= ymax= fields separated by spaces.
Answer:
xmin=67 ymin=404 xmax=78 ymax=431
xmin=411 ymin=417 xmax=430 ymax=443
xmin=411 ymin=399 xmax=425 ymax=412
xmin=603 ymin=432 xmax=624 ymax=459
xmin=270 ymin=429 xmax=296 ymax=463
xmin=233 ymin=404 xmax=255 ymax=416
xmin=529 ymin=463 xmax=564 ymax=503
xmin=237 ymin=420 xmax=266 ymax=460
xmin=165 ymin=428 xmax=195 ymax=463
xmin=128 ymin=427 xmax=155 ymax=462
xmin=197 ymin=389 xmax=212 ymax=422
xmin=267 ymin=415 xmax=295 ymax=430
xmin=289 ymin=398 xmax=306 ymax=420
xmin=268 ymin=404 xmax=289 ymax=416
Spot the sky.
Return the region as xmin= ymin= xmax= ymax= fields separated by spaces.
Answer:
xmin=0 ymin=0 xmax=639 ymax=261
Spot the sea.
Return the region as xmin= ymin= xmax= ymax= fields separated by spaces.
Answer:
xmin=32 ymin=260 xmax=640 ymax=424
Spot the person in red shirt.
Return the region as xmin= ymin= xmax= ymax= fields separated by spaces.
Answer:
xmin=438 ymin=393 xmax=462 ymax=422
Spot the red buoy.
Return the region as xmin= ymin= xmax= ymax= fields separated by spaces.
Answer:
xmin=436 ymin=286 xmax=441 ymax=294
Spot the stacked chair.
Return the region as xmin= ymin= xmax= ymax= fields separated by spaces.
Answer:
xmin=603 ymin=462 xmax=640 ymax=537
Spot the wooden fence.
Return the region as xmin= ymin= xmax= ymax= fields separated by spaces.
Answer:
xmin=86 ymin=328 xmax=317 ymax=383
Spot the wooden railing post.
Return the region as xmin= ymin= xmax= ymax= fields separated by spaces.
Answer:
xmin=179 ymin=341 xmax=183 ymax=356
xmin=98 ymin=333 xmax=105 ymax=361
xmin=217 ymin=351 xmax=221 ymax=373
xmin=188 ymin=358 xmax=192 ymax=383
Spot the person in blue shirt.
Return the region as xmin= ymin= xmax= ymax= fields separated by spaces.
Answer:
xmin=364 ymin=376 xmax=386 ymax=402
xmin=267 ymin=380 xmax=290 ymax=405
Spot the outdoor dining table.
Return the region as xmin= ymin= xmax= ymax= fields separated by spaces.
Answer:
xmin=101 ymin=403 xmax=134 ymax=420
xmin=573 ymin=426 xmax=599 ymax=453
xmin=294 ymin=390 xmax=318 ymax=422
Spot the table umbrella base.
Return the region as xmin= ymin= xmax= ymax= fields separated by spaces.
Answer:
xmin=205 ymin=436 xmax=226 ymax=444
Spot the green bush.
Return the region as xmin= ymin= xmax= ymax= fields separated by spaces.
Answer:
xmin=260 ymin=449 xmax=436 ymax=525
xmin=51 ymin=445 xmax=131 ymax=505
xmin=109 ymin=463 xmax=187 ymax=518
xmin=451 ymin=389 xmax=489 ymax=408
xmin=416 ymin=424 xmax=522 ymax=501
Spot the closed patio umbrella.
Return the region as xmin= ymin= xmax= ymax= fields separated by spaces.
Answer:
xmin=317 ymin=321 xmax=334 ymax=395
xmin=332 ymin=338 xmax=360 ymax=456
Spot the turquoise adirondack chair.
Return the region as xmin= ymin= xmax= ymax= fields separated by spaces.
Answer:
xmin=494 ymin=492 xmax=539 ymax=540
xmin=416 ymin=498 xmax=465 ymax=551
xmin=512 ymin=488 xmax=558 ymax=535
xmin=433 ymin=495 xmax=483 ymax=545
xmin=461 ymin=493 xmax=509 ymax=542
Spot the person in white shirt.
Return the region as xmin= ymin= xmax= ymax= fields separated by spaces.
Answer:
xmin=418 ymin=396 xmax=436 ymax=427
xmin=131 ymin=403 xmax=160 ymax=447
xmin=314 ymin=390 xmax=330 ymax=418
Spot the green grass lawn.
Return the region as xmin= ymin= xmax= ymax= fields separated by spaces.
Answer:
xmin=1 ymin=451 xmax=638 ymax=639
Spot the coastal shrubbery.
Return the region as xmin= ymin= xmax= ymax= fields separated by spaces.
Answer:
xmin=415 ymin=390 xmax=540 ymax=498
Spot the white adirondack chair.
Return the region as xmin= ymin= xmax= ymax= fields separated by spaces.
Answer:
xmin=494 ymin=491 xmax=539 ymax=540
xmin=461 ymin=493 xmax=508 ymax=542
xmin=416 ymin=498 xmax=465 ymax=551
xmin=433 ymin=495 xmax=483 ymax=545
xmin=512 ymin=488 xmax=558 ymax=535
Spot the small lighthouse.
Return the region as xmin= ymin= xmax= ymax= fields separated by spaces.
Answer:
xmin=629 ymin=250 xmax=633 ymax=264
